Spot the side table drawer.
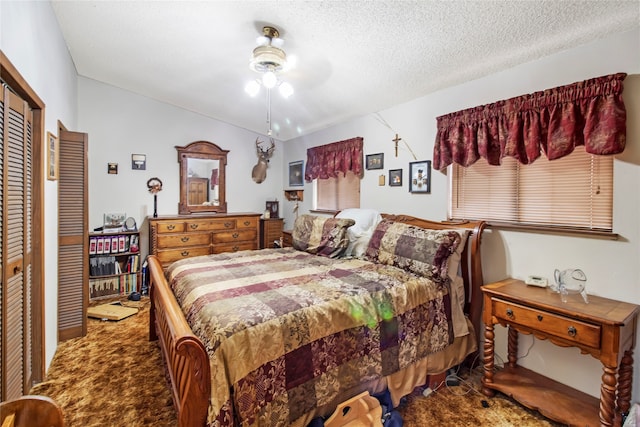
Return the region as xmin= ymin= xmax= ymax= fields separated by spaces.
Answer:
xmin=493 ymin=298 xmax=601 ymax=348
xmin=282 ymin=230 xmax=293 ymax=247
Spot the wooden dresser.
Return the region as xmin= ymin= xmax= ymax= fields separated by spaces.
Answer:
xmin=482 ymin=278 xmax=640 ymax=427
xmin=148 ymin=213 xmax=260 ymax=268
xmin=260 ymin=218 xmax=284 ymax=249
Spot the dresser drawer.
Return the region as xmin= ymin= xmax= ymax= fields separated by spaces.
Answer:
xmin=212 ymin=229 xmax=257 ymax=244
xmin=157 ymin=233 xmax=210 ymax=249
xmin=185 ymin=218 xmax=236 ymax=232
xmin=156 ymin=220 xmax=186 ymax=233
xmin=236 ymin=217 xmax=258 ymax=229
xmin=212 ymin=241 xmax=257 ymax=254
xmin=156 ymin=246 xmax=210 ymax=265
xmin=493 ymin=298 xmax=601 ymax=348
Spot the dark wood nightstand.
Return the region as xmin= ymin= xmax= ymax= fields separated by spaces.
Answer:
xmin=282 ymin=230 xmax=293 ymax=248
xmin=481 ymin=278 xmax=639 ymax=427
xmin=260 ymin=218 xmax=284 ymax=249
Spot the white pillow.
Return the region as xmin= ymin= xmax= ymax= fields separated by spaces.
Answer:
xmin=335 ymin=209 xmax=383 ymax=257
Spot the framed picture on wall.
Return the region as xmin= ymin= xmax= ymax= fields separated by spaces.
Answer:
xmin=409 ymin=160 xmax=431 ymax=193
xmin=389 ymin=169 xmax=402 ymax=187
xmin=289 ymin=161 xmax=304 ymax=187
xmin=46 ymin=131 xmax=59 ymax=181
xmin=365 ymin=153 xmax=384 ymax=170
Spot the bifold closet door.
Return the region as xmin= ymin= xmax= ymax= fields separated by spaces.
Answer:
xmin=57 ymin=129 xmax=88 ymax=341
xmin=1 ymin=84 xmax=34 ymax=400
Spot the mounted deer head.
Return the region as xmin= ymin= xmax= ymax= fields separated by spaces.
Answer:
xmin=251 ymin=137 xmax=275 ymax=183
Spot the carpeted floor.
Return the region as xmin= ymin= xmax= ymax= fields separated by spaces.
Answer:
xmin=30 ymin=297 xmax=563 ymax=426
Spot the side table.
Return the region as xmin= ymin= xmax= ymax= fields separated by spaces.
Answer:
xmin=481 ymin=278 xmax=639 ymax=427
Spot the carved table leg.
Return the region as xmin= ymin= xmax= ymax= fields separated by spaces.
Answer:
xmin=615 ymin=350 xmax=634 ymax=425
xmin=482 ymin=323 xmax=496 ymax=397
xmin=507 ymin=326 xmax=518 ymax=368
xmin=600 ymin=364 xmax=618 ymax=426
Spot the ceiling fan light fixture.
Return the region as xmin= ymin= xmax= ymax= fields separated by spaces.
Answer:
xmin=279 ymin=82 xmax=294 ymax=98
xmin=245 ymin=80 xmax=261 ymax=97
xmin=262 ymin=71 xmax=278 ymax=89
xmin=250 ymin=45 xmax=287 ymax=73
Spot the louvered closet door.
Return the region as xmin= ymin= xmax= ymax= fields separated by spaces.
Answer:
xmin=57 ymin=129 xmax=88 ymax=341
xmin=1 ymin=84 xmax=34 ymax=400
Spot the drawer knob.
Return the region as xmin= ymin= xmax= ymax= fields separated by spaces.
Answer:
xmin=181 ymin=237 xmax=190 ymax=242
xmin=537 ymin=315 xmax=543 ymax=321
xmin=167 ymin=225 xmax=175 ymax=230
xmin=181 ymin=250 xmax=190 ymax=256
xmin=567 ymin=326 xmax=577 ymax=337
xmin=232 ymin=232 xmax=239 ymax=238
xmin=232 ymin=246 xmax=239 ymax=251
xmin=243 ymin=221 xmax=251 ymax=226
xmin=190 ymin=224 xmax=199 ymax=230
xmin=224 ymin=221 xmax=232 ymax=228
xmin=506 ymin=308 xmax=514 ymax=318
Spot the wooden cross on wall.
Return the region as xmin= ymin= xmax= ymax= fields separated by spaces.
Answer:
xmin=392 ymin=134 xmax=402 ymax=157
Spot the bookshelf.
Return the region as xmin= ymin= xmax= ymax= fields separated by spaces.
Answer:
xmin=88 ymin=230 xmax=144 ymax=300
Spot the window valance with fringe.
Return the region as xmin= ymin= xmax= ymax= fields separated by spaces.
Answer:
xmin=433 ymin=73 xmax=627 ymax=171
xmin=305 ymin=137 xmax=363 ymax=181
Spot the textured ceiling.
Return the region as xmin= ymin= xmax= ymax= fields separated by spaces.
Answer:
xmin=51 ymin=1 xmax=639 ymax=141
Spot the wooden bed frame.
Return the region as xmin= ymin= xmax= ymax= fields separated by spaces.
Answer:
xmin=148 ymin=215 xmax=486 ymax=427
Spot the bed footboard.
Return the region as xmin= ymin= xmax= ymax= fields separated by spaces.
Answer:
xmin=148 ymin=255 xmax=210 ymax=427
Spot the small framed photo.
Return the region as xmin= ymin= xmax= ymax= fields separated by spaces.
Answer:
xmin=389 ymin=169 xmax=403 ymax=187
xmin=365 ymin=153 xmax=384 ymax=170
xmin=409 ymin=160 xmax=432 ymax=193
xmin=131 ymin=154 xmax=146 ymax=170
xmin=107 ymin=163 xmax=118 ymax=174
xmin=46 ymin=131 xmax=59 ymax=181
xmin=289 ymin=160 xmax=304 ymax=187
xmin=266 ymin=201 xmax=279 ymax=218
xmin=103 ymin=213 xmax=126 ymax=230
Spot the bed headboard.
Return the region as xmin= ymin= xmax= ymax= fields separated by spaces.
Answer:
xmin=380 ymin=214 xmax=486 ymax=343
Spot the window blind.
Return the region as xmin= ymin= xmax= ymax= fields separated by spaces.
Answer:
xmin=450 ymin=146 xmax=613 ymax=230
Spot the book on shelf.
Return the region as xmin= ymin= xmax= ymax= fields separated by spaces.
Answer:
xmin=89 ymin=237 xmax=97 ymax=255
xmin=104 ymin=238 xmax=111 ymax=253
xmin=110 ymin=236 xmax=118 ymax=253
xmin=118 ymin=235 xmax=126 ymax=252
xmin=96 ymin=237 xmax=104 ymax=254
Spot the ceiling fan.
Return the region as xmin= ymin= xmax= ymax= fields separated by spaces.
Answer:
xmin=245 ymin=25 xmax=294 ymax=99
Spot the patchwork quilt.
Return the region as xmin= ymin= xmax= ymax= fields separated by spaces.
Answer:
xmin=167 ymin=248 xmax=455 ymax=427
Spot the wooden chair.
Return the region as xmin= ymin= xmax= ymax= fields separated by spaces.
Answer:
xmin=0 ymin=395 xmax=64 ymax=427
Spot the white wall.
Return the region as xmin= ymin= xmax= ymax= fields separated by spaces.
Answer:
xmin=77 ymin=78 xmax=284 ymax=254
xmin=4 ymin=0 xmax=640 ymax=407
xmin=283 ymin=28 xmax=640 ymax=402
xmin=1 ymin=0 xmax=78 ymax=369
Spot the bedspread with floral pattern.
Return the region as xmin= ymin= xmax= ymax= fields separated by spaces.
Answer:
xmin=167 ymin=248 xmax=454 ymax=427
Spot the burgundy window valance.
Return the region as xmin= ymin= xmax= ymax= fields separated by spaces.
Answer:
xmin=432 ymin=73 xmax=627 ymax=171
xmin=305 ymin=137 xmax=364 ymax=181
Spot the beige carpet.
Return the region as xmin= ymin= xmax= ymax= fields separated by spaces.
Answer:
xmin=31 ymin=297 xmax=563 ymax=426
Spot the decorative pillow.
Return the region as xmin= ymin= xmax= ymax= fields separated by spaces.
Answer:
xmin=364 ymin=219 xmax=464 ymax=283
xmin=335 ymin=209 xmax=383 ymax=258
xmin=292 ymin=214 xmax=355 ymax=258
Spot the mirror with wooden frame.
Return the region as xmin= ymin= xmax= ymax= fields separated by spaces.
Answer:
xmin=176 ymin=141 xmax=229 ymax=214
